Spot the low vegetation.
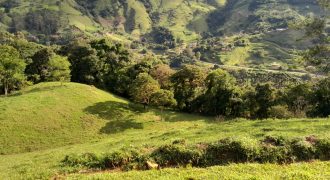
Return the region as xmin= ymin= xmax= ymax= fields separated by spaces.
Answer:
xmin=60 ymin=136 xmax=330 ymax=172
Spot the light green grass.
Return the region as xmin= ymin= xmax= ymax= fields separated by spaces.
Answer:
xmin=1 ymin=82 xmax=330 ymax=179
xmin=68 ymin=161 xmax=330 ymax=180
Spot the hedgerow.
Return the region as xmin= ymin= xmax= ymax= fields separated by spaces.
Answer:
xmin=60 ymin=136 xmax=330 ymax=173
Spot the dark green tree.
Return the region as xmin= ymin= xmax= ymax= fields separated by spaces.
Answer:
xmin=254 ymin=83 xmax=276 ymax=119
xmin=200 ymin=69 xmax=242 ymax=116
xmin=171 ymin=65 xmax=206 ymax=112
xmin=310 ymin=77 xmax=330 ymax=117
xmin=284 ymin=83 xmax=313 ymax=117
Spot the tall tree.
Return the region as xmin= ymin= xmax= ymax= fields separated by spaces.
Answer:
xmin=310 ymin=77 xmax=330 ymax=117
xmin=254 ymin=83 xmax=276 ymax=119
xmin=150 ymin=64 xmax=174 ymax=89
xmin=0 ymin=45 xmax=26 ymax=95
xmin=25 ymin=48 xmax=54 ymax=83
xmin=130 ymin=73 xmax=160 ymax=109
xmin=171 ymin=65 xmax=206 ymax=111
xmin=284 ymin=83 xmax=313 ymax=117
xmin=200 ymin=69 xmax=242 ymax=116
xmin=151 ymin=89 xmax=177 ymax=119
xmin=46 ymin=55 xmax=71 ymax=82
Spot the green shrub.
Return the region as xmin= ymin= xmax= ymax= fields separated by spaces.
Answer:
xmin=151 ymin=145 xmax=202 ymax=167
xmin=204 ymin=137 xmax=260 ymax=165
xmin=290 ymin=138 xmax=316 ymax=161
xmin=61 ymin=153 xmax=101 ymax=169
xmin=258 ymin=136 xmax=293 ymax=163
xmin=262 ymin=136 xmax=288 ymax=146
xmin=259 ymin=145 xmax=294 ymax=163
xmin=102 ymin=151 xmax=130 ymax=169
xmin=60 ymin=136 xmax=330 ymax=172
xmin=315 ymin=138 xmax=330 ymax=160
xmin=269 ymin=105 xmax=294 ymax=119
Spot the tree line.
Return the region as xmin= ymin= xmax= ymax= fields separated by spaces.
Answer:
xmin=1 ymin=33 xmax=329 ymax=119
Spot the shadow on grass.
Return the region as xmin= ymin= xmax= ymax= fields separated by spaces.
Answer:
xmin=154 ymin=110 xmax=215 ymax=123
xmin=84 ymin=101 xmax=144 ymax=134
xmin=8 ymin=84 xmax=65 ymax=97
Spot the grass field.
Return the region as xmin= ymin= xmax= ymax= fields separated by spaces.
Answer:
xmin=67 ymin=162 xmax=330 ymax=180
xmin=1 ymin=82 xmax=330 ymax=179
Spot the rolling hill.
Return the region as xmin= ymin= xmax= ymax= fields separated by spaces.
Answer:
xmin=0 ymin=0 xmax=325 ymax=70
xmin=1 ymin=82 xmax=330 ymax=179
xmin=0 ymin=0 xmax=324 ymax=40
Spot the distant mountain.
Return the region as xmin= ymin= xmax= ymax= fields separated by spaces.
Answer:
xmin=0 ymin=0 xmax=323 ymax=42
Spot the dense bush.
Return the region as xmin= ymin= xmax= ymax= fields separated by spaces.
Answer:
xmin=61 ymin=136 xmax=330 ymax=173
xmin=61 ymin=153 xmax=102 ymax=169
xmin=61 ymin=151 xmax=148 ymax=172
xmin=269 ymin=105 xmax=294 ymax=119
xmin=315 ymin=139 xmax=330 ymax=160
xmin=290 ymin=138 xmax=316 ymax=161
xmin=203 ymin=137 xmax=259 ymax=165
xmin=151 ymin=145 xmax=202 ymax=167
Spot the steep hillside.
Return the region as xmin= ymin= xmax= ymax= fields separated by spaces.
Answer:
xmin=0 ymin=82 xmax=132 ymax=154
xmin=0 ymin=0 xmax=323 ymax=41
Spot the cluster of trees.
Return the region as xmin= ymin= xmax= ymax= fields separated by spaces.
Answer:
xmin=56 ymin=38 xmax=330 ymax=118
xmin=0 ymin=32 xmax=71 ymax=95
xmin=1 ymin=33 xmax=329 ymax=119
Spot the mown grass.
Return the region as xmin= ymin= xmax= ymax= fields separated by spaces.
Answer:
xmin=0 ymin=82 xmax=330 ymax=179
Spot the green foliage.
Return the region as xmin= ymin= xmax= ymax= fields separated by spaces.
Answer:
xmin=64 ymin=39 xmax=131 ymax=88
xmin=60 ymin=135 xmax=330 ymax=174
xmin=150 ymin=89 xmax=177 ymax=110
xmin=199 ymin=69 xmax=243 ymax=116
xmin=0 ymin=45 xmax=26 ymax=95
xmin=315 ymin=138 xmax=330 ymax=160
xmin=151 ymin=145 xmax=202 ymax=167
xmin=254 ymin=83 xmax=276 ymax=119
xmin=25 ymin=48 xmax=70 ymax=83
xmin=149 ymin=27 xmax=176 ymax=49
xmin=269 ymin=105 xmax=294 ymax=119
xmin=150 ymin=64 xmax=174 ymax=89
xmin=290 ymin=137 xmax=316 ymax=161
xmin=24 ymin=9 xmax=64 ymax=36
xmin=284 ymin=83 xmax=313 ymax=116
xmin=171 ymin=65 xmax=206 ymax=111
xmin=61 ymin=151 xmax=148 ymax=172
xmin=47 ymin=55 xmax=71 ymax=82
xmin=204 ymin=137 xmax=259 ymax=165
xmin=309 ymin=77 xmax=330 ymax=117
xmin=130 ymin=73 xmax=160 ymax=108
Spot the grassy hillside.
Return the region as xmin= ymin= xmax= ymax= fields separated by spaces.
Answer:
xmin=0 ymin=0 xmax=323 ymax=39
xmin=0 ymin=82 xmax=130 ymax=154
xmin=0 ymin=0 xmax=322 ymax=69
xmin=68 ymin=162 xmax=330 ymax=179
xmin=1 ymin=82 xmax=330 ymax=179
